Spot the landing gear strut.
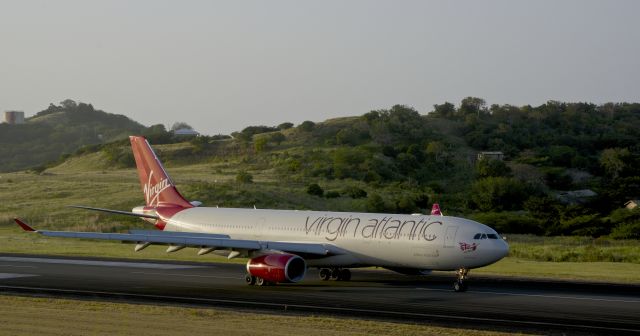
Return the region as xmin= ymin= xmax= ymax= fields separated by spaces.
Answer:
xmin=453 ymin=268 xmax=469 ymax=292
xmin=319 ymin=268 xmax=351 ymax=281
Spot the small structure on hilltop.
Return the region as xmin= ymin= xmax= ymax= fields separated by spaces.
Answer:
xmin=4 ymin=111 xmax=25 ymax=124
xmin=625 ymin=200 xmax=639 ymax=210
xmin=173 ymin=128 xmax=200 ymax=137
xmin=556 ymin=189 xmax=597 ymax=205
xmin=477 ymin=151 xmax=504 ymax=161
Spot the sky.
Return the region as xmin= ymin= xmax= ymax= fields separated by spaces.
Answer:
xmin=0 ymin=0 xmax=638 ymax=135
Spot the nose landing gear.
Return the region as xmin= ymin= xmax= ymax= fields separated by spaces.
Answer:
xmin=453 ymin=268 xmax=469 ymax=292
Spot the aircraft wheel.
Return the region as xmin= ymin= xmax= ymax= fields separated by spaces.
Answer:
xmin=255 ymin=277 xmax=266 ymax=286
xmin=340 ymin=269 xmax=351 ymax=281
xmin=245 ymin=274 xmax=256 ymax=285
xmin=453 ymin=280 xmax=467 ymax=292
xmin=330 ymin=268 xmax=341 ymax=280
xmin=319 ymin=268 xmax=331 ymax=281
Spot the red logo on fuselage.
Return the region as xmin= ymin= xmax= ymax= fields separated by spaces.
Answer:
xmin=459 ymin=242 xmax=477 ymax=253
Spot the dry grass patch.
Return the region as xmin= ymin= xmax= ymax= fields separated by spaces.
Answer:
xmin=0 ymin=295 xmax=532 ymax=336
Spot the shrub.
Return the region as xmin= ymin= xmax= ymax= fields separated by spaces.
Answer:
xmin=325 ymin=190 xmax=340 ymax=198
xmin=306 ymin=183 xmax=324 ymax=197
xmin=341 ymin=186 xmax=367 ymax=199
xmin=236 ymin=171 xmax=253 ymax=184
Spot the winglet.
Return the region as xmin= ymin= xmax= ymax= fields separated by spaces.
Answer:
xmin=14 ymin=218 xmax=36 ymax=232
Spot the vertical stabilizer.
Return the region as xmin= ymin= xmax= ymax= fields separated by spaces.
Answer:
xmin=431 ymin=203 xmax=443 ymax=216
xmin=129 ymin=136 xmax=193 ymax=208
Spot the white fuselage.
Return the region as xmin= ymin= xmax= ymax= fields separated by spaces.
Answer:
xmin=163 ymin=207 xmax=509 ymax=271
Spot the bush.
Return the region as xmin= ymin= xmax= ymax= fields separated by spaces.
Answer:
xmin=30 ymin=165 xmax=47 ymax=174
xmin=341 ymin=186 xmax=367 ymax=199
xmin=325 ymin=190 xmax=340 ymax=198
xmin=366 ymin=193 xmax=389 ymax=213
xmin=610 ymin=221 xmax=640 ymax=239
xmin=306 ymin=183 xmax=324 ymax=197
xmin=236 ymin=171 xmax=253 ymax=184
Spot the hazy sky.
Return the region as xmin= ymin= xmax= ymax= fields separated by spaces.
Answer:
xmin=1 ymin=0 xmax=638 ymax=135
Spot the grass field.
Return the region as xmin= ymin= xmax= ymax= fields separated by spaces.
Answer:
xmin=0 ymin=295 xmax=530 ymax=336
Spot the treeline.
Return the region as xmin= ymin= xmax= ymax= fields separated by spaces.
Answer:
xmin=202 ymin=100 xmax=639 ymax=238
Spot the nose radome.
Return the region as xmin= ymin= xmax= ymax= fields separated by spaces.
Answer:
xmin=498 ymin=240 xmax=509 ymax=259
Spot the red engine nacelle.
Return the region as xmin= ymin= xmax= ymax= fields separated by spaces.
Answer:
xmin=246 ymin=253 xmax=307 ymax=283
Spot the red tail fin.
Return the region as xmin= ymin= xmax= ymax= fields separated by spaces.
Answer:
xmin=430 ymin=203 xmax=443 ymax=216
xmin=129 ymin=136 xmax=193 ymax=208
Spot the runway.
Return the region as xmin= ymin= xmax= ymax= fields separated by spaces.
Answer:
xmin=0 ymin=253 xmax=638 ymax=335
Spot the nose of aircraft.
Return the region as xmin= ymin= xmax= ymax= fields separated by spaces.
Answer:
xmin=495 ymin=239 xmax=509 ymax=260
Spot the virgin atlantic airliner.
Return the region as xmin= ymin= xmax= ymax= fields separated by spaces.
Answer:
xmin=15 ymin=136 xmax=508 ymax=292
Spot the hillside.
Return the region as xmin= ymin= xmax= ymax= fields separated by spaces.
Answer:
xmin=0 ymin=97 xmax=640 ymax=238
xmin=0 ymin=100 xmax=148 ymax=172
xmin=19 ymin=100 xmax=639 ymax=240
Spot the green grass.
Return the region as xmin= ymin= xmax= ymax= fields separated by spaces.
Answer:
xmin=506 ymin=234 xmax=640 ymax=263
xmin=0 ymin=295 xmax=529 ymax=336
xmin=475 ymin=258 xmax=640 ymax=282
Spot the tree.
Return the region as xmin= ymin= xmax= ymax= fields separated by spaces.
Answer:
xmin=171 ymin=122 xmax=193 ymax=131
xmin=471 ymin=177 xmax=527 ymax=211
xmin=458 ymin=97 xmax=487 ymax=117
xmin=432 ymin=102 xmax=455 ymax=118
xmin=298 ymin=121 xmax=315 ymax=132
xmin=426 ymin=141 xmax=446 ymax=162
xmin=60 ymin=99 xmax=77 ymax=109
xmin=600 ymin=148 xmax=630 ymax=179
xmin=278 ymin=122 xmax=294 ymax=130
xmin=476 ymin=158 xmax=511 ymax=178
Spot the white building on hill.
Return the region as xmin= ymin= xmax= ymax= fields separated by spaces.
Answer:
xmin=4 ymin=111 xmax=25 ymax=124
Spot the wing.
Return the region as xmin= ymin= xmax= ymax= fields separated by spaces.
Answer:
xmin=14 ymin=218 xmax=340 ymax=257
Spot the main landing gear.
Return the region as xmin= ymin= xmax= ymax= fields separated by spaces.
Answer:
xmin=453 ymin=268 xmax=469 ymax=292
xmin=319 ymin=267 xmax=351 ymax=281
xmin=245 ymin=274 xmax=272 ymax=286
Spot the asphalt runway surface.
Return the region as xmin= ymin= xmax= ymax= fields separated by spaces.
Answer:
xmin=0 ymin=253 xmax=638 ymax=335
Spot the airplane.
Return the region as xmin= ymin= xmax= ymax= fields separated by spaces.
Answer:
xmin=15 ymin=136 xmax=509 ymax=292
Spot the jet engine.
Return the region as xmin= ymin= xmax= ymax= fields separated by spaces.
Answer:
xmin=246 ymin=253 xmax=306 ymax=284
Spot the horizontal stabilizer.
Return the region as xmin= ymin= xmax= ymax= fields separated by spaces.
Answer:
xmin=69 ymin=205 xmax=159 ymax=219
xmin=14 ymin=218 xmax=36 ymax=232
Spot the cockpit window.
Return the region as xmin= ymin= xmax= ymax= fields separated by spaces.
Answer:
xmin=474 ymin=233 xmax=500 ymax=239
